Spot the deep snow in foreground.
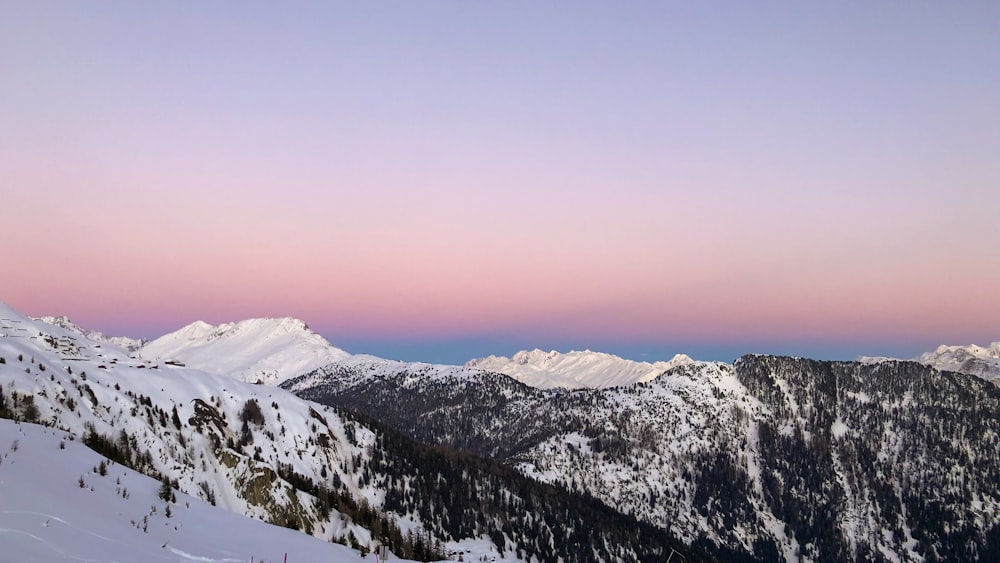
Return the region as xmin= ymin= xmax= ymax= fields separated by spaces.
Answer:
xmin=0 ymin=419 xmax=378 ymax=563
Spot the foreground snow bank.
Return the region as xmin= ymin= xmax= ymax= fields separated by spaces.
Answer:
xmin=0 ymin=419 xmax=386 ymax=563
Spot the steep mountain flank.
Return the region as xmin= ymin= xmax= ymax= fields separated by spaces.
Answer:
xmin=288 ymin=356 xmax=1000 ymax=562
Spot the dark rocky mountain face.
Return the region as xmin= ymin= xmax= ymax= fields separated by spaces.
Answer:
xmin=285 ymin=356 xmax=1000 ymax=562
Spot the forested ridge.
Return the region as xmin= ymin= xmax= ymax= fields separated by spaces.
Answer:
xmin=288 ymin=356 xmax=1000 ymax=562
xmin=348 ymin=409 xmax=712 ymax=562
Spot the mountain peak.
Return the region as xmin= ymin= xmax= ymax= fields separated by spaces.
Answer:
xmin=139 ymin=316 xmax=349 ymax=385
xmin=467 ymin=348 xmax=696 ymax=389
xmin=173 ymin=319 xmax=216 ymax=338
xmin=858 ymin=341 xmax=1000 ymax=382
xmin=917 ymin=341 xmax=1000 ymax=381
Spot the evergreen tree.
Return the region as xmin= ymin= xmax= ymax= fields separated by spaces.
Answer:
xmin=20 ymin=395 xmax=39 ymax=423
xmin=171 ymin=405 xmax=182 ymax=430
xmin=158 ymin=477 xmax=173 ymax=502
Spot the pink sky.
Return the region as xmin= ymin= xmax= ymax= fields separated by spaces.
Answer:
xmin=2 ymin=3 xmax=999 ymax=361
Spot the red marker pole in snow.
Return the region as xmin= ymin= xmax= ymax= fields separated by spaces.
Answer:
xmin=284 ymin=554 xmax=287 ymax=563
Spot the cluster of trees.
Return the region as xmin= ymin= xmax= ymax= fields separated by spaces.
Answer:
xmin=737 ymin=356 xmax=1000 ymax=562
xmin=289 ymin=366 xmax=562 ymax=461
xmin=343 ymin=410 xmax=708 ymax=563
xmin=0 ymin=384 xmax=40 ymax=423
xmin=269 ymin=440 xmax=448 ymax=561
xmin=82 ymin=423 xmax=159 ymax=478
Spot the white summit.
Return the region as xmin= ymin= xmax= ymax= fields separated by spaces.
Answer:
xmin=858 ymin=341 xmax=1000 ymax=383
xmin=916 ymin=342 xmax=1000 ymax=382
xmin=139 ymin=317 xmax=350 ymax=385
xmin=466 ymin=349 xmax=695 ymax=389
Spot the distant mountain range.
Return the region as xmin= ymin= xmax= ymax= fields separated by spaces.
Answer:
xmin=125 ymin=318 xmax=698 ymax=390
xmin=7 ymin=301 xmax=1000 ymax=562
xmin=916 ymin=342 xmax=1000 ymax=382
xmin=466 ymin=348 xmax=694 ymax=389
xmin=56 ymin=310 xmax=998 ymax=387
xmin=858 ymin=342 xmax=1000 ymax=383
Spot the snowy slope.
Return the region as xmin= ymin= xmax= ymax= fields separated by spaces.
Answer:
xmin=0 ymin=419 xmax=374 ymax=563
xmin=291 ymin=353 xmax=495 ymax=391
xmin=0 ymin=301 xmax=414 ymax=558
xmin=465 ymin=348 xmax=694 ymax=389
xmin=2 ymin=303 xmax=368 ymax=535
xmin=139 ymin=317 xmax=350 ymax=385
xmin=1 ymin=301 xmax=570 ymax=563
xmin=36 ymin=315 xmax=148 ymax=353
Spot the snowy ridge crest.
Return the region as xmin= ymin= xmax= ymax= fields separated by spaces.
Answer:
xmin=35 ymin=315 xmax=148 ymax=352
xmin=139 ymin=317 xmax=350 ymax=385
xmin=917 ymin=341 xmax=1000 ymax=382
xmin=466 ymin=348 xmax=695 ymax=389
xmin=857 ymin=341 xmax=1000 ymax=382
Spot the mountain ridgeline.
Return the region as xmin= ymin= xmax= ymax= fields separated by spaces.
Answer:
xmin=0 ymin=303 xmax=705 ymax=563
xmin=285 ymin=355 xmax=1000 ymax=562
xmin=7 ymin=302 xmax=1000 ymax=562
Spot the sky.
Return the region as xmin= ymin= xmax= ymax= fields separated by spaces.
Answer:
xmin=2 ymin=2 xmax=999 ymax=365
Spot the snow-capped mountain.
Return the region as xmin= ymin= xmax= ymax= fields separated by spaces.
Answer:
xmin=466 ymin=348 xmax=694 ymax=389
xmin=136 ymin=318 xmax=695 ymax=392
xmin=0 ymin=301 xmax=701 ymax=563
xmin=0 ymin=419 xmax=375 ymax=563
xmin=1 ymin=302 xmax=388 ymax=550
xmin=14 ymin=298 xmax=1000 ymax=562
xmin=294 ymin=353 xmax=501 ymax=389
xmin=289 ymin=355 xmax=1000 ymax=562
xmin=139 ymin=317 xmax=351 ymax=385
xmin=858 ymin=341 xmax=1000 ymax=383
xmin=36 ymin=315 xmax=148 ymax=352
xmin=916 ymin=342 xmax=1000 ymax=382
